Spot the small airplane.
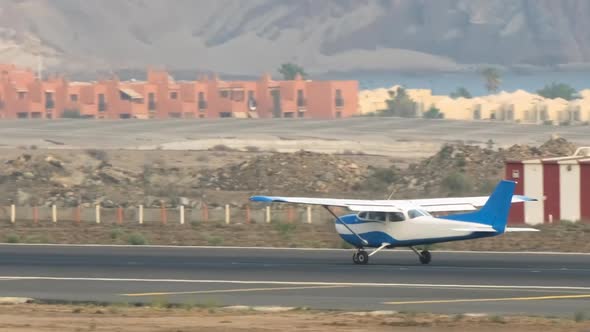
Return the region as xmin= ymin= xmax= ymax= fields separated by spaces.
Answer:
xmin=250 ymin=180 xmax=538 ymax=265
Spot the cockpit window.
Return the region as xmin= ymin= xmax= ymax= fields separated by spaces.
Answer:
xmin=388 ymin=212 xmax=405 ymax=222
xmin=368 ymin=212 xmax=387 ymax=222
xmin=358 ymin=212 xmax=368 ymax=220
xmin=408 ymin=209 xmax=429 ymax=219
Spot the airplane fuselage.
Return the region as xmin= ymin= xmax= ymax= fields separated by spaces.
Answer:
xmin=336 ymin=213 xmax=500 ymax=248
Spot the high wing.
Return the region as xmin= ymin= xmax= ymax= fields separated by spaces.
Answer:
xmin=250 ymin=195 xmax=536 ymax=214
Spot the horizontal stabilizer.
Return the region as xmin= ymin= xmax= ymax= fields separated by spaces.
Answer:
xmin=505 ymin=227 xmax=539 ymax=232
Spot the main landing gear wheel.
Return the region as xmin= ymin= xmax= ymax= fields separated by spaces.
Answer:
xmin=353 ymin=250 xmax=369 ymax=265
xmin=419 ymin=250 xmax=431 ymax=265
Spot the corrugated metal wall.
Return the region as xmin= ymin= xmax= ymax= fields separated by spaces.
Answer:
xmin=506 ymin=152 xmax=590 ymax=225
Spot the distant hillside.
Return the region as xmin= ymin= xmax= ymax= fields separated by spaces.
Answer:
xmin=0 ymin=0 xmax=589 ymax=76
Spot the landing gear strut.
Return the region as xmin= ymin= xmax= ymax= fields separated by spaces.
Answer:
xmin=352 ymin=249 xmax=369 ymax=265
xmin=410 ymin=246 xmax=432 ymax=264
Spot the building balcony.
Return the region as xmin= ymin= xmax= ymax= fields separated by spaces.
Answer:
xmin=45 ymin=100 xmax=55 ymax=110
xmin=198 ymin=100 xmax=208 ymax=110
xmin=335 ymin=98 xmax=344 ymax=108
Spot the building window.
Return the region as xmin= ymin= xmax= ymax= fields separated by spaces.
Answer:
xmin=148 ymin=93 xmax=156 ymax=111
xmin=70 ymin=94 xmax=79 ymax=102
xmin=18 ymin=91 xmax=26 ymax=100
xmin=297 ymin=89 xmax=306 ymax=108
xmin=219 ymin=90 xmax=230 ymax=98
xmin=170 ymin=91 xmax=178 ymax=100
xmin=198 ymin=92 xmax=207 ymax=110
xmin=335 ymin=89 xmax=344 ymax=108
xmin=45 ymin=92 xmax=55 ymax=109
xmin=247 ymin=90 xmax=256 ymax=110
xmin=98 ymin=94 xmax=107 ymax=112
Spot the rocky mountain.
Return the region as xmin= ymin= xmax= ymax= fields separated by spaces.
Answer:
xmin=0 ymin=0 xmax=588 ymax=75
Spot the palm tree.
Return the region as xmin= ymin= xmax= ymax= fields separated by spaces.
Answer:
xmin=278 ymin=63 xmax=307 ymax=80
xmin=481 ymin=67 xmax=501 ymax=94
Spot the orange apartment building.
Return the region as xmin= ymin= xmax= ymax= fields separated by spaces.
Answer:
xmin=0 ymin=65 xmax=358 ymax=120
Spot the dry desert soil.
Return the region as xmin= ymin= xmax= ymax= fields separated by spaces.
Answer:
xmin=0 ymin=304 xmax=588 ymax=332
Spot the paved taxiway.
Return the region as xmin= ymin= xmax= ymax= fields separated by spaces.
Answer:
xmin=0 ymin=245 xmax=588 ymax=315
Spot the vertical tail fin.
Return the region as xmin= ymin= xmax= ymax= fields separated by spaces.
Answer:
xmin=443 ymin=180 xmax=516 ymax=232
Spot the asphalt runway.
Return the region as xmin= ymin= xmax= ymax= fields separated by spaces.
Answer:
xmin=0 ymin=244 xmax=589 ymax=316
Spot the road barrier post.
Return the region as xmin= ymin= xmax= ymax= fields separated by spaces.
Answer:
xmin=33 ymin=206 xmax=39 ymax=224
xmin=160 ymin=206 xmax=168 ymax=225
xmin=245 ymin=205 xmax=251 ymax=224
xmin=266 ymin=206 xmax=271 ymax=223
xmin=52 ymin=205 xmax=57 ymax=223
xmin=180 ymin=205 xmax=185 ymax=225
xmin=307 ymin=206 xmax=312 ymax=224
xmin=75 ymin=206 xmax=81 ymax=224
xmin=10 ymin=205 xmax=15 ymax=224
xmin=225 ymin=204 xmax=230 ymax=224
xmin=202 ymin=203 xmax=209 ymax=222
xmin=117 ymin=207 xmax=123 ymax=225
xmin=138 ymin=205 xmax=144 ymax=225
xmin=95 ymin=205 xmax=101 ymax=224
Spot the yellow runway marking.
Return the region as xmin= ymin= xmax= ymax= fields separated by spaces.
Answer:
xmin=383 ymin=294 xmax=590 ymax=305
xmin=121 ymin=285 xmax=347 ymax=297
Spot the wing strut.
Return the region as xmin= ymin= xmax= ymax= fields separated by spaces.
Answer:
xmin=322 ymin=205 xmax=369 ymax=247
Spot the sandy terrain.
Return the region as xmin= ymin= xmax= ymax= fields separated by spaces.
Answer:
xmin=0 ymin=304 xmax=587 ymax=332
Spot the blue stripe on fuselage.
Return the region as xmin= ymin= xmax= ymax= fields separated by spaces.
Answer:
xmin=335 ymin=214 xmax=499 ymax=248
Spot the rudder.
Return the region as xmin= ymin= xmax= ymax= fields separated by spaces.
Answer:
xmin=443 ymin=180 xmax=516 ymax=232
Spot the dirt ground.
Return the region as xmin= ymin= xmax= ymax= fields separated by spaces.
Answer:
xmin=0 ymin=304 xmax=588 ymax=332
xmin=1 ymin=221 xmax=589 ymax=252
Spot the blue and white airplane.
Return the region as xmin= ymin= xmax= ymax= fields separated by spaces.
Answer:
xmin=250 ymin=180 xmax=538 ymax=265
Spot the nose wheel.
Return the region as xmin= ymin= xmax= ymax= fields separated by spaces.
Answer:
xmin=410 ymin=246 xmax=432 ymax=264
xmin=353 ymin=250 xmax=369 ymax=265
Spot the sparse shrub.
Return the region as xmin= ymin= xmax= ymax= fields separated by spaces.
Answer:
xmin=455 ymin=154 xmax=467 ymax=167
xmin=24 ymin=234 xmax=50 ymax=244
xmin=423 ymin=105 xmax=444 ymax=119
xmin=5 ymin=233 xmax=20 ymax=243
xmin=574 ymin=311 xmax=586 ymax=322
xmin=244 ymin=146 xmax=260 ymax=152
xmin=489 ymin=315 xmax=506 ymax=324
xmin=110 ymin=228 xmax=125 ymax=240
xmin=151 ymin=297 xmax=169 ymax=309
xmin=86 ymin=149 xmax=109 ymax=162
xmin=196 ymin=155 xmax=209 ymax=162
xmin=127 ymin=233 xmax=147 ymax=245
xmin=29 ymin=145 xmax=38 ymax=150
xmin=360 ymin=166 xmax=398 ymax=192
xmin=442 ymin=172 xmax=473 ymax=196
xmin=274 ymin=222 xmax=297 ymax=239
xmin=210 ymin=144 xmax=234 ymax=152
xmin=207 ymin=236 xmax=224 ymax=246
